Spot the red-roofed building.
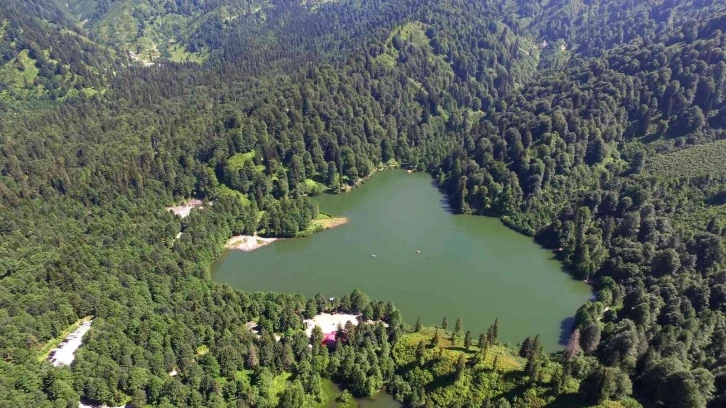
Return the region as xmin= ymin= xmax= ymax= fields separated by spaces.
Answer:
xmin=322 ymin=332 xmax=337 ymax=346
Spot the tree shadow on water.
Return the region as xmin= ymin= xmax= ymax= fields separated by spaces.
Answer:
xmin=439 ymin=197 xmax=456 ymax=214
xmin=431 ymin=180 xmax=456 ymax=214
xmin=559 ymin=316 xmax=576 ymax=346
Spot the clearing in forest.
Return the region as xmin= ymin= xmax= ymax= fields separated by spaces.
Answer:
xmin=646 ymin=139 xmax=726 ymax=178
xmin=39 ymin=316 xmax=93 ymax=364
xmin=166 ymin=199 xmax=204 ymax=218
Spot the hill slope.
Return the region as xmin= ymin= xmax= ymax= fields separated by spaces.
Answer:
xmin=64 ymin=0 xmax=265 ymax=63
xmin=0 ymin=0 xmax=121 ymax=106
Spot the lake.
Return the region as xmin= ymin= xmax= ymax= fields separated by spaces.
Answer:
xmin=323 ymin=381 xmax=402 ymax=408
xmin=212 ymin=170 xmax=592 ymax=351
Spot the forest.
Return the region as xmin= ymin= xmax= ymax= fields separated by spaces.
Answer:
xmin=2 ymin=0 xmax=726 ymax=407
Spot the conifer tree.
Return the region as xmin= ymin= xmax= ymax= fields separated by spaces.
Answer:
xmin=492 ymin=318 xmax=499 ymax=344
xmin=246 ymin=345 xmax=259 ymax=369
xmin=416 ymin=340 xmax=426 ymax=366
xmin=519 ymin=336 xmax=532 ymax=358
xmin=431 ymin=328 xmax=440 ymax=347
xmin=453 ymin=317 xmax=463 ymax=342
xmin=566 ymin=329 xmax=581 ymax=361
xmin=487 ymin=318 xmax=500 ymax=345
xmin=477 ymin=331 xmax=486 ymax=347
xmin=455 ymin=354 xmax=466 ymax=380
xmin=525 ymin=335 xmax=542 ymax=383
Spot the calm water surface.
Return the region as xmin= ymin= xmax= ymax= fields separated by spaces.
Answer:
xmin=324 ymin=382 xmax=402 ymax=408
xmin=212 ymin=170 xmax=592 ymax=350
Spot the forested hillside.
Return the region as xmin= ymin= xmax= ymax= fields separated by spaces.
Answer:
xmin=2 ymin=0 xmax=726 ymax=407
xmin=64 ymin=0 xmax=268 ymax=64
xmin=0 ymin=0 xmax=120 ymax=105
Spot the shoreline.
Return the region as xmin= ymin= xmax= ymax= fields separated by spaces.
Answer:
xmin=215 ymin=170 xmax=586 ymax=351
xmin=338 ymin=161 xmax=404 ymax=193
xmin=225 ymin=235 xmax=278 ymax=252
xmin=312 ymin=216 xmax=349 ymax=230
xmin=218 ymin=168 xmax=404 ymax=253
xmin=296 ymin=215 xmax=349 ymax=238
xmin=224 ymin=217 xmax=349 ymax=252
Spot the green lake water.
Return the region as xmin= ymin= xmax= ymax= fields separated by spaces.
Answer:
xmin=212 ymin=170 xmax=592 ymax=351
xmin=324 ymin=381 xmax=402 ymax=408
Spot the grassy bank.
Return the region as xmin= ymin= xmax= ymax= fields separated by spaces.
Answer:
xmin=317 ymin=379 xmax=357 ymax=408
xmin=296 ymin=213 xmax=349 ymax=237
xmin=392 ymin=327 xmax=639 ymax=408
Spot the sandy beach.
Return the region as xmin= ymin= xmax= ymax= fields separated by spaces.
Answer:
xmin=225 ymin=235 xmax=278 ymax=252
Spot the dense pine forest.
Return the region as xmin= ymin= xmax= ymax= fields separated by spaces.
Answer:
xmin=2 ymin=0 xmax=726 ymax=406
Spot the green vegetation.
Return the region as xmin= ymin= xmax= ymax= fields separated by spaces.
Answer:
xmin=0 ymin=3 xmax=116 ymax=104
xmin=647 ymin=140 xmax=726 ymax=179
xmin=0 ymin=50 xmax=41 ymax=99
xmin=167 ymin=43 xmax=209 ymax=64
xmin=64 ymin=0 xmax=256 ymax=64
xmin=304 ymin=178 xmax=326 ymax=194
xmin=296 ymin=213 xmax=348 ymax=237
xmin=315 ymin=379 xmax=358 ymax=408
xmin=269 ymin=372 xmax=293 ymax=404
xmin=2 ymin=0 xmax=726 ymax=407
xmin=213 ymin=183 xmax=252 ymax=206
xmin=228 ymin=150 xmax=258 ymax=170
xmin=375 ymin=21 xmax=431 ymax=68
